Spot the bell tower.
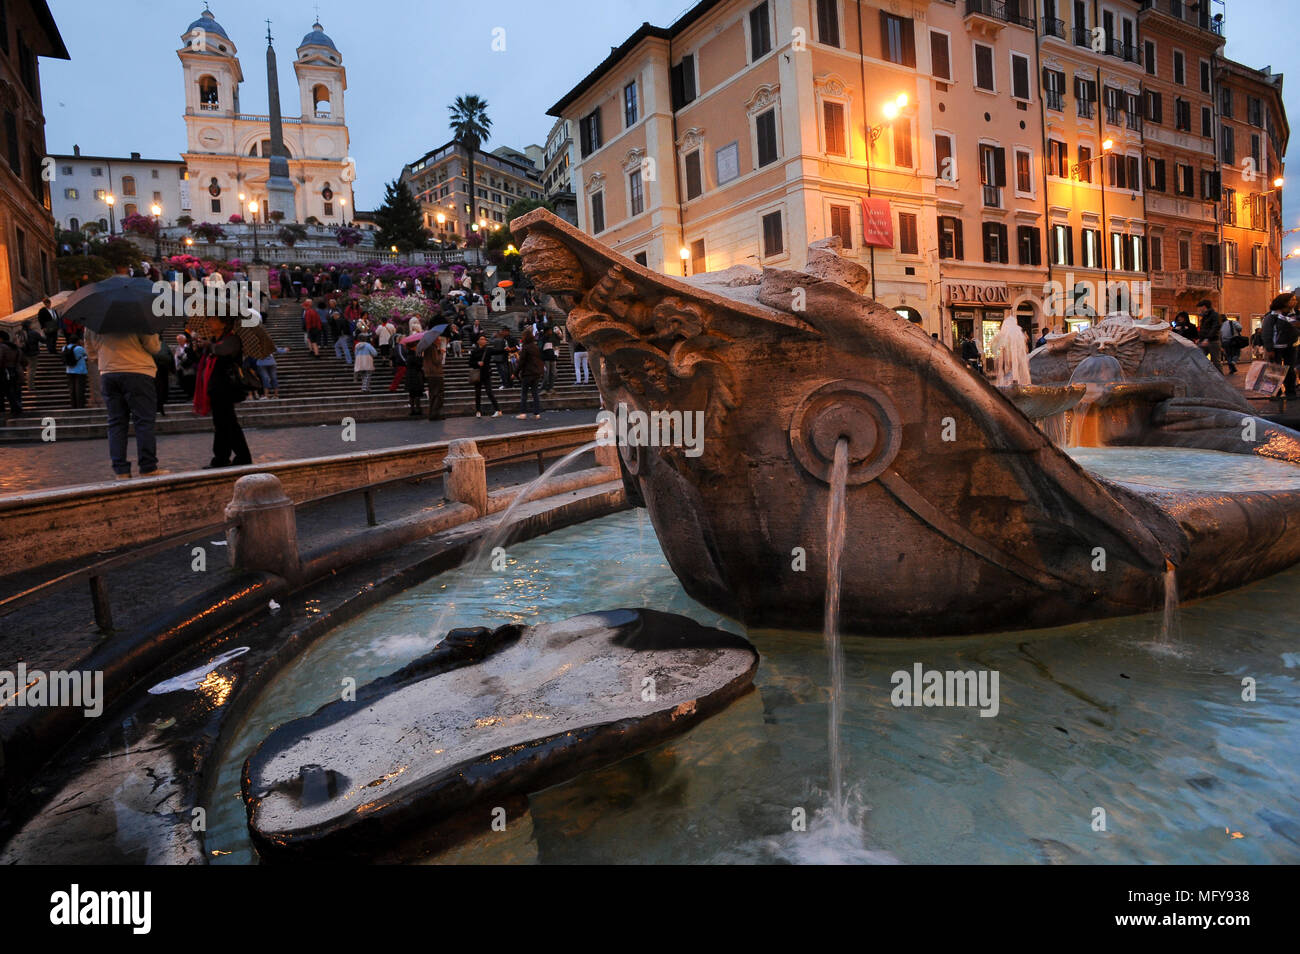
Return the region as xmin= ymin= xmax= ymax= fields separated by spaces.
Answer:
xmin=294 ymin=19 xmax=346 ymax=125
xmin=178 ymin=6 xmax=242 ymax=119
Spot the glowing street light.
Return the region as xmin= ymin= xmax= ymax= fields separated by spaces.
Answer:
xmin=679 ymin=245 xmax=690 ymax=276
xmin=104 ymin=193 xmax=116 ymax=235
xmin=248 ymin=199 xmax=262 ymax=263
xmin=881 ymin=93 xmax=908 ymax=121
xmin=150 ymin=203 xmax=163 ymax=261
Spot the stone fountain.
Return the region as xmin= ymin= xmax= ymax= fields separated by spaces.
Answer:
xmin=512 ymin=208 xmax=1300 ymax=638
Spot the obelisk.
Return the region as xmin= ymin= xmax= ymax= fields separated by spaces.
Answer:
xmin=264 ymin=21 xmax=297 ymax=222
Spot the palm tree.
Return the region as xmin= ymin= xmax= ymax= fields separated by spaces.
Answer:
xmin=448 ymin=94 xmax=493 ymax=235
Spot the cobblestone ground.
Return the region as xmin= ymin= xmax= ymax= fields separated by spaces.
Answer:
xmin=0 ymin=409 xmax=599 ymax=495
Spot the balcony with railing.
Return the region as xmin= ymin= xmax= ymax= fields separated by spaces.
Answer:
xmin=1138 ymin=1 xmax=1226 ymax=36
xmin=1105 ymin=105 xmax=1123 ymax=126
xmin=1046 ymin=89 xmax=1065 ymax=111
xmin=964 ymin=0 xmax=1035 ymax=31
xmin=982 ymin=184 xmax=1003 ymax=208
xmin=1126 ymin=111 xmax=1143 ymax=132
xmin=1073 ymin=26 xmax=1091 ymax=47
xmin=1043 ymin=17 xmax=1065 ymax=39
xmin=1077 ymin=99 xmax=1095 ymax=119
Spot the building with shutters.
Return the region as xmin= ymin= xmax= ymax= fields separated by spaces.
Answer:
xmin=400 ymin=140 xmax=545 ymax=244
xmin=548 ymin=0 xmax=1281 ymax=350
xmin=0 ymin=0 xmax=67 ymax=318
xmin=48 ymin=149 xmax=187 ymax=234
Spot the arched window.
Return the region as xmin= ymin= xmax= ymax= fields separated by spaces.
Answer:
xmin=312 ymin=84 xmax=331 ymax=118
xmin=894 ymin=306 xmax=923 ymax=324
xmin=68 ymin=217 xmax=79 ymax=232
xmin=121 ymin=175 xmax=136 ymax=197
xmin=198 ymin=75 xmax=219 ymax=109
xmin=98 ymin=218 xmax=108 ymax=230
xmin=247 ymin=139 xmax=292 ymax=158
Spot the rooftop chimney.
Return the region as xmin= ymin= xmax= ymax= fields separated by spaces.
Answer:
xmin=131 ymin=151 xmax=141 ymax=159
xmin=73 ymin=144 xmax=80 ymax=156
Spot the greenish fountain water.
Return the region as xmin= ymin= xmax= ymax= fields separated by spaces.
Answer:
xmin=207 ymin=450 xmax=1300 ymax=864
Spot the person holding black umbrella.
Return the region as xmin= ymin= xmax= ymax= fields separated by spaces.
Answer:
xmin=65 ymin=273 xmax=167 ymax=478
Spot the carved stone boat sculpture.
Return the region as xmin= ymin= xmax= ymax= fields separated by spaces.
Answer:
xmin=243 ymin=609 xmax=757 ymax=860
xmin=514 ymin=208 xmax=1300 ymax=637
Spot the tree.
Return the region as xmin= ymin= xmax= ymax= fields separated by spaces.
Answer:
xmin=373 ymin=178 xmax=428 ymax=253
xmin=191 ymin=222 xmax=227 ymax=244
xmin=448 ymin=94 xmax=492 ymax=233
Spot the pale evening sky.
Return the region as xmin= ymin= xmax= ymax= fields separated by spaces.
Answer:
xmin=36 ymin=0 xmax=1300 ymax=279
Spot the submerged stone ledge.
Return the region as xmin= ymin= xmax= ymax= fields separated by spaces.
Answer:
xmin=243 ymin=608 xmax=758 ymax=861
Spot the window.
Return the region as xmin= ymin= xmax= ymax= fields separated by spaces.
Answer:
xmin=749 ymin=3 xmax=772 ymax=60
xmin=1175 ymin=163 xmax=1194 ymax=196
xmin=1011 ymin=53 xmax=1030 ymax=100
xmin=90 ymin=166 xmax=102 ymax=177
xmin=1044 ymin=69 xmax=1066 ymax=111
xmin=823 ymin=101 xmax=846 ymax=156
xmin=935 ymin=132 xmax=955 ymax=183
xmin=1220 ymin=86 xmax=1233 ymax=118
xmin=1015 ymin=149 xmax=1032 ymax=194
xmin=628 ymin=169 xmax=644 ymax=216
xmin=1145 ymin=90 xmax=1162 ymax=125
xmin=1252 ymin=244 xmax=1265 ymax=277
xmin=1175 ymin=98 xmax=1191 ymax=132
xmin=151 ymin=169 xmax=159 ymax=179
xmin=1248 ymin=97 xmax=1263 ymax=128
xmin=761 ymin=209 xmax=783 ymax=257
xmin=690 ymin=238 xmax=706 ymax=274
xmin=670 ymin=55 xmax=697 ymax=110
xmin=324 ymin=202 xmax=333 ymax=215
xmin=64 ymin=187 xmax=78 ymax=199
xmin=1173 ymin=51 xmax=1185 ymax=85
xmin=930 ymin=30 xmax=951 ymax=82
xmin=1224 ymin=240 xmax=1238 ymax=274
xmin=898 ymin=212 xmax=918 ymax=255
xmin=1150 ymin=236 xmax=1163 ymax=271
xmin=16 ymin=227 xmax=27 ymax=279
xmin=974 ymin=44 xmax=995 ymax=92
xmin=817 ymin=0 xmax=841 ymax=47
xmin=892 ymin=117 xmax=912 ymax=168
xmin=1047 ymin=139 xmax=1068 ymax=177
xmin=68 ymin=216 xmax=79 ymax=232
xmin=1017 ymin=225 xmax=1041 ymax=266
xmin=1051 ymin=224 xmax=1073 ymax=266
xmin=1201 ymin=169 xmax=1220 ymax=200
xmin=209 ymin=198 xmax=219 ymax=214
xmin=60 ymin=165 xmax=72 ymax=176
xmin=579 ymin=108 xmax=602 ymax=158
xmin=1179 ymin=239 xmax=1191 ymax=270
xmin=982 ymin=222 xmax=1009 ymax=264
xmin=979 ymin=144 xmax=1005 ymax=207
xmin=1077 ymin=145 xmax=1093 ymax=183
xmin=1221 ymin=126 xmax=1234 ymax=164
xmin=756 ymin=109 xmax=779 ymax=166
xmin=830 ymin=204 xmax=853 ymax=249
xmin=93 ymin=189 xmax=104 ymax=200
xmin=1107 ymin=153 xmax=1140 ymax=190
xmin=1144 ymin=41 xmax=1156 ymax=75
xmin=624 ymin=82 xmax=638 ymax=127
xmin=684 ymin=150 xmax=703 ymax=199
xmin=1083 ymin=229 xmax=1102 ymax=269
xmin=1251 ymin=133 xmax=1261 ymax=167
xmin=1201 ymin=106 xmax=1213 ymax=138
xmin=938 ymin=216 xmax=963 ymax=259
xmin=880 ymin=12 xmax=915 ymax=67
xmin=1203 ymin=242 xmax=1220 ymax=273
xmin=590 ymin=191 xmax=605 ymax=233
xmin=4 ymin=110 xmax=18 ymax=174
xmin=1073 ymin=75 xmax=1095 ymax=117
xmin=1147 ymin=157 xmax=1167 ymax=192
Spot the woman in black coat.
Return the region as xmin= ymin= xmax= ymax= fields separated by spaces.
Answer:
xmin=207 ymin=319 xmax=252 ymax=468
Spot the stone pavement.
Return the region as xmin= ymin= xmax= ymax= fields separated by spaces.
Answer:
xmin=0 ymin=409 xmax=600 ymax=496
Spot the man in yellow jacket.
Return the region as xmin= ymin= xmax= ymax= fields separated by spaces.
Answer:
xmin=85 ymin=328 xmax=162 ymax=479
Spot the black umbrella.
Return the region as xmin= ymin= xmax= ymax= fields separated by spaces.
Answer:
xmin=59 ymin=276 xmax=169 ymax=336
xmin=415 ymin=324 xmax=450 ymax=354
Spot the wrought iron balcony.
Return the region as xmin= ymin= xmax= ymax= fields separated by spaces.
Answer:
xmin=964 ymin=0 xmax=1034 ymax=29
xmin=1043 ymin=17 xmax=1065 ymax=39
xmin=1046 ymin=89 xmax=1065 ymax=111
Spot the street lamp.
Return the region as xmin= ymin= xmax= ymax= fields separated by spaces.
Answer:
xmin=436 ymin=211 xmax=446 ymax=244
xmin=679 ymin=245 xmax=690 ymax=277
xmin=1072 ymin=139 xmax=1114 ymax=180
xmin=869 ymin=94 xmax=910 ymax=144
xmin=104 ymin=194 xmax=116 ymax=236
xmin=1251 ymin=176 xmax=1286 ymax=198
xmin=248 ymin=199 xmax=262 ymax=263
xmin=340 ymin=196 xmax=348 ymax=226
xmin=150 ymin=203 xmax=162 ymax=262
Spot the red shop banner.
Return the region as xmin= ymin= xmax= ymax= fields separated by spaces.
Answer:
xmin=860 ymin=197 xmax=895 ymax=248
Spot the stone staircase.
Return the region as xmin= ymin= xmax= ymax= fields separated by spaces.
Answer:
xmin=0 ymin=299 xmax=600 ymax=442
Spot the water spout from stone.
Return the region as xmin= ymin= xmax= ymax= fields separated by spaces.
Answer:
xmin=824 ymin=437 xmax=850 ymax=816
xmin=991 ymin=316 xmax=1031 ymax=388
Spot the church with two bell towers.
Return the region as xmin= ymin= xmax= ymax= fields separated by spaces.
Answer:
xmin=177 ymin=7 xmax=354 ymax=227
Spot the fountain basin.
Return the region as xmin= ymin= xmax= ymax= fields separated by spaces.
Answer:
xmin=998 ymin=384 xmax=1086 ymax=421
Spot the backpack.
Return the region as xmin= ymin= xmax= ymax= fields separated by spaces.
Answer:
xmin=62 ymin=344 xmax=79 ymax=367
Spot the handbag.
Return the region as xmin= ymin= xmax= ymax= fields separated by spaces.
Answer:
xmin=468 ymin=367 xmax=481 ymax=384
